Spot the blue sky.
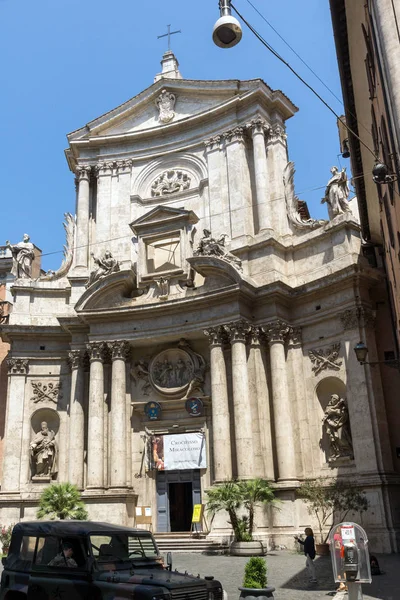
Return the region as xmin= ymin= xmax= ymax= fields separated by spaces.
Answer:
xmin=0 ymin=0 xmax=349 ymax=271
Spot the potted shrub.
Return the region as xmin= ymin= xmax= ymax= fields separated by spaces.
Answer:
xmin=297 ymin=477 xmax=369 ymax=555
xmin=0 ymin=525 xmax=14 ymax=555
xmin=206 ymin=479 xmax=276 ymax=556
xmin=239 ymin=556 xmax=275 ymax=600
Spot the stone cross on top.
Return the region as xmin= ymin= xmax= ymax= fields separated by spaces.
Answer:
xmin=157 ymin=24 xmax=181 ymax=50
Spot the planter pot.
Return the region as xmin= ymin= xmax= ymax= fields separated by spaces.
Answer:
xmin=239 ymin=586 xmax=275 ymax=600
xmin=230 ymin=541 xmax=265 ymax=556
xmin=315 ymin=543 xmax=330 ymax=556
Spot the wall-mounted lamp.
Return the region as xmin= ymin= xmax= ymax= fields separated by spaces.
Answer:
xmin=213 ymin=0 xmax=242 ymax=48
xmin=354 ymin=341 xmax=400 ymax=370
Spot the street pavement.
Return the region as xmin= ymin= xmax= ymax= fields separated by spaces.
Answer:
xmin=171 ymin=551 xmax=400 ymax=600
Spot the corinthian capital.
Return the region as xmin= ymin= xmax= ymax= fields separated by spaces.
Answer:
xmin=6 ymin=357 xmax=29 ymax=374
xmin=339 ymin=307 xmax=376 ymax=331
xmin=76 ymin=165 xmax=92 ymax=181
xmin=247 ymin=117 xmax=269 ymax=136
xmin=116 ymin=159 xmax=133 ymax=175
xmin=223 ymin=127 xmax=245 ymax=145
xmin=223 ymin=319 xmax=251 ymax=343
xmin=86 ymin=342 xmax=107 ymax=362
xmin=108 ymin=340 xmax=131 ymax=361
xmin=95 ymin=161 xmax=114 ymax=177
xmin=262 ymin=320 xmax=292 ymax=343
xmin=67 ymin=349 xmax=85 ymax=370
xmin=204 ymin=326 xmax=226 ymax=346
xmin=268 ymin=123 xmax=287 ymax=143
xmin=204 ymin=135 xmax=222 ymax=152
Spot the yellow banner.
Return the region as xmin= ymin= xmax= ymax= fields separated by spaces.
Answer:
xmin=192 ymin=504 xmax=204 ymax=523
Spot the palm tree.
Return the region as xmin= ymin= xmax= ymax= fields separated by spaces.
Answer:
xmin=37 ymin=483 xmax=88 ymax=520
xmin=205 ymin=480 xmax=243 ymax=540
xmin=239 ymin=479 xmax=276 ymax=538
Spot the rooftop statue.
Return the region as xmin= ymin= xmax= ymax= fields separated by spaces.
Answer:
xmin=6 ymin=233 xmax=35 ymax=279
xmin=321 ymin=166 xmax=353 ymax=219
xmin=194 ymin=229 xmax=242 ymax=271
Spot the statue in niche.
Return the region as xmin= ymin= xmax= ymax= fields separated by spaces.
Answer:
xmin=194 ymin=229 xmax=242 ymax=271
xmin=87 ymin=250 xmax=120 ymax=288
xmin=322 ymin=394 xmax=353 ymax=462
xmin=321 ymin=167 xmax=353 ymax=219
xmin=30 ymin=421 xmax=58 ymax=478
xmin=6 ymin=233 xmax=35 ymax=279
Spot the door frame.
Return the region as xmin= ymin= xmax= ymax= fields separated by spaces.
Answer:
xmin=156 ymin=469 xmax=201 ymax=532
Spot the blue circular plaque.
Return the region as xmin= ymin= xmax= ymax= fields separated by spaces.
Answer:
xmin=144 ymin=401 xmax=162 ymax=421
xmin=185 ymin=397 xmax=204 ymax=417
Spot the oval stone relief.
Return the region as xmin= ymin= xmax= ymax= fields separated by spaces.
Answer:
xmin=149 ymin=348 xmax=194 ymax=397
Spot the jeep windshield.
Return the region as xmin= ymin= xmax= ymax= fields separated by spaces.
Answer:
xmin=90 ymin=532 xmax=160 ymax=570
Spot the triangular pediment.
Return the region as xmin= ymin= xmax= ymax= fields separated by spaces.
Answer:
xmin=130 ymin=205 xmax=199 ymax=235
xmin=67 ymin=79 xmax=297 ymax=143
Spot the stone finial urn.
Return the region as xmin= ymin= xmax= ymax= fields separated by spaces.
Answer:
xmin=239 ymin=587 xmax=275 ymax=600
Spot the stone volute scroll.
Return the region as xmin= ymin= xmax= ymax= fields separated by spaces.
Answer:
xmin=5 ymin=234 xmax=35 ymax=279
xmin=321 ymin=166 xmax=353 ymax=219
xmin=322 ymin=393 xmax=354 ymax=462
xmin=39 ymin=213 xmax=75 ymax=281
xmin=283 ymin=162 xmax=327 ymax=230
xmin=86 ymin=250 xmax=120 ymax=288
xmin=30 ymin=419 xmax=59 ymax=481
xmin=156 ymin=89 xmax=176 ymax=123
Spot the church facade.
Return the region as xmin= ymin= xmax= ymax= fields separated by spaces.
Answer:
xmin=1 ymin=53 xmax=399 ymax=552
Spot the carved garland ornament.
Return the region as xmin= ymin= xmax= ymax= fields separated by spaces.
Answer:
xmin=309 ymin=343 xmax=342 ymax=375
xmin=31 ymin=381 xmax=63 ymax=404
xmin=151 ymin=170 xmax=191 ymax=197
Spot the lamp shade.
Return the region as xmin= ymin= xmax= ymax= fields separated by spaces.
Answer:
xmin=354 ymin=341 xmax=368 ymax=363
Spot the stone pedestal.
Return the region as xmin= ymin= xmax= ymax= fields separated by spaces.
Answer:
xmin=205 ymin=327 xmax=232 ymax=482
xmin=87 ymin=342 xmax=106 ymax=489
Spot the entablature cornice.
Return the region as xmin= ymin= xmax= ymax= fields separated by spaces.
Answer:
xmin=0 ymin=325 xmax=70 ymax=344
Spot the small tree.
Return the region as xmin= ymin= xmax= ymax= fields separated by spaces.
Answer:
xmin=243 ymin=557 xmax=267 ymax=589
xmin=206 ymin=479 xmax=275 ymax=541
xmin=37 ymin=483 xmax=88 ymax=520
xmin=297 ymin=478 xmax=369 ymax=543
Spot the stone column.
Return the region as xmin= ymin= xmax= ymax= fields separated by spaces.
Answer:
xmin=224 ymin=128 xmax=254 ymax=239
xmin=75 ymin=165 xmax=91 ymax=270
xmin=204 ymin=327 xmax=232 ymax=482
xmin=250 ymin=327 xmax=275 ymax=480
xmin=263 ymin=320 xmax=296 ymax=481
xmin=95 ymin=162 xmax=113 ymax=255
xmin=266 ymin=124 xmax=291 ymax=236
xmin=2 ymin=359 xmax=29 ymax=492
xmin=247 ymin=328 xmax=267 ymax=478
xmin=68 ymin=350 xmax=85 ymax=489
xmin=108 ymin=340 xmax=130 ymax=489
xmin=248 ymin=118 xmax=272 ymax=233
xmin=86 ymin=342 xmax=106 ymax=489
xmin=224 ymin=320 xmax=253 ymax=479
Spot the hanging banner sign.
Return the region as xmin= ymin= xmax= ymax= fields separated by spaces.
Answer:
xmin=150 ymin=433 xmax=207 ymax=471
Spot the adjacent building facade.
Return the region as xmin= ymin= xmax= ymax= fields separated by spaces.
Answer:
xmin=1 ymin=52 xmax=399 ymax=551
xmin=330 ymin=0 xmax=400 ymax=353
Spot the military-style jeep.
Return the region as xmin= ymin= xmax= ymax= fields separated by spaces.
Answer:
xmin=0 ymin=521 xmax=223 ymax=600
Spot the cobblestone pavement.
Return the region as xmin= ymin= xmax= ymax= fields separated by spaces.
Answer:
xmin=171 ymin=552 xmax=400 ymax=600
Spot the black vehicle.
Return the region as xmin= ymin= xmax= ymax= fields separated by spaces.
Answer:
xmin=0 ymin=521 xmax=223 ymax=600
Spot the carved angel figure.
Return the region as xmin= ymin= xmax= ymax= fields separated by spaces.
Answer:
xmin=322 ymin=394 xmax=353 ymax=462
xmin=131 ymin=360 xmax=152 ymax=396
xmin=87 ymin=250 xmax=120 ymax=288
xmin=321 ymin=166 xmax=352 ymax=218
xmin=194 ymin=229 xmax=242 ymax=271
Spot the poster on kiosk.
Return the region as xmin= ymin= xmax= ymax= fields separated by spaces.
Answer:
xmin=329 ymin=522 xmax=372 ymax=586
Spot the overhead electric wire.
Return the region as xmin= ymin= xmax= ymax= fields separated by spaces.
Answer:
xmin=230 ymin=2 xmax=382 ymax=165
xmin=243 ymin=0 xmax=377 ymax=142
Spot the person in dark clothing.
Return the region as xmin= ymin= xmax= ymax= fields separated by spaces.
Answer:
xmin=295 ymin=528 xmax=317 ymax=583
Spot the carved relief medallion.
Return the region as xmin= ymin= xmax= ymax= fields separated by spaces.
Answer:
xmin=309 ymin=343 xmax=342 ymax=375
xmin=156 ymin=89 xmax=176 ymax=123
xmin=150 ymin=348 xmax=194 ymax=397
xmin=151 ymin=170 xmax=191 ymax=197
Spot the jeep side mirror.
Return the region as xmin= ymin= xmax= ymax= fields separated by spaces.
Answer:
xmin=166 ymin=552 xmax=172 ymax=572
